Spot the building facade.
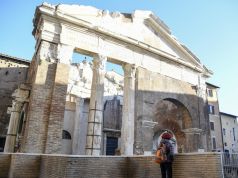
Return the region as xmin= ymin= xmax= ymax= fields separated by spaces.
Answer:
xmin=2 ymin=3 xmax=213 ymax=155
xmin=220 ymin=112 xmax=238 ymax=153
xmin=206 ymin=83 xmax=223 ymax=152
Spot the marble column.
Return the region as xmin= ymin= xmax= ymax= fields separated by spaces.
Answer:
xmin=4 ymin=101 xmax=23 ymax=152
xmin=72 ymin=97 xmax=85 ymax=154
xmin=85 ymin=54 xmax=106 ymax=155
xmin=121 ymin=64 xmax=136 ymax=155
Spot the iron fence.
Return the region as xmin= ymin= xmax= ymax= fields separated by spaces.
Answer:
xmin=222 ymin=153 xmax=238 ymax=178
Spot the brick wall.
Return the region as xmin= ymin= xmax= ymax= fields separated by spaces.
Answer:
xmin=8 ymin=153 xmax=41 ymax=178
xmin=0 ymin=153 xmax=223 ymax=178
xmin=0 ymin=153 xmax=11 ymax=178
xmin=173 ymin=153 xmax=223 ymax=178
xmin=40 ymin=155 xmax=127 ymax=178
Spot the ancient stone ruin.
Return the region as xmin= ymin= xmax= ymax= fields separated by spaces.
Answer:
xmin=3 ymin=3 xmax=212 ymax=156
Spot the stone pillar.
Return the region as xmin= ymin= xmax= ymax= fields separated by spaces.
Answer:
xmin=23 ymin=41 xmax=73 ymax=153
xmin=121 ymin=64 xmax=136 ymax=155
xmin=85 ymin=54 xmax=106 ymax=155
xmin=182 ymin=128 xmax=203 ymax=152
xmin=4 ymin=86 xmax=30 ymax=152
xmin=44 ymin=62 xmax=70 ymax=154
xmin=197 ymin=74 xmax=211 ymax=151
xmin=72 ymin=97 xmax=85 ymax=155
xmin=4 ymin=101 xmax=23 ymax=152
xmin=141 ymin=120 xmax=157 ymax=155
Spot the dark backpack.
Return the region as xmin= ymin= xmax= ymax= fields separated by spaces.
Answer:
xmin=155 ymin=143 xmax=168 ymax=164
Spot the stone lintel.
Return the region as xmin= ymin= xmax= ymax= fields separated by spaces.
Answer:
xmin=142 ymin=120 xmax=157 ymax=128
xmin=182 ymin=128 xmax=203 ymax=134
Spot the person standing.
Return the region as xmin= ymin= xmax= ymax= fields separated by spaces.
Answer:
xmin=158 ymin=132 xmax=174 ymax=178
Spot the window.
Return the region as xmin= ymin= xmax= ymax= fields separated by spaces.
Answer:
xmin=212 ymin=137 xmax=216 ymax=150
xmin=223 ymin=128 xmax=226 ymax=136
xmin=210 ymin=122 xmax=215 ymax=131
xmin=106 ymin=137 xmax=118 ymax=155
xmin=208 ymin=105 xmax=215 ymax=114
xmin=62 ymin=130 xmax=71 ymax=139
xmin=233 ymin=128 xmax=236 ymax=141
xmin=207 ymin=89 xmax=213 ymax=97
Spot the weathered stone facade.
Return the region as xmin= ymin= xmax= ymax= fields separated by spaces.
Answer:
xmin=2 ymin=3 xmax=213 ymax=156
xmin=0 ymin=53 xmax=30 ymax=151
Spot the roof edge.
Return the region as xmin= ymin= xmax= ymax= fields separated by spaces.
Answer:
xmin=220 ymin=112 xmax=237 ymax=118
xmin=0 ymin=53 xmax=30 ymax=65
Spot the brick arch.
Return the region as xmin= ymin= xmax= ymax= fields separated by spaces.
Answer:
xmin=153 ymin=98 xmax=193 ymax=153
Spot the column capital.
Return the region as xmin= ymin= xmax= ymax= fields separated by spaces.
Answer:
xmin=123 ymin=63 xmax=136 ymax=78
xmin=92 ymin=54 xmax=107 ymax=71
xmin=12 ymin=87 xmax=30 ymax=103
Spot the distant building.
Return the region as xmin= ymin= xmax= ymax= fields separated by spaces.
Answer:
xmin=220 ymin=112 xmax=238 ymax=153
xmin=0 ymin=53 xmax=30 ymax=152
xmin=206 ymin=83 xmax=223 ymax=152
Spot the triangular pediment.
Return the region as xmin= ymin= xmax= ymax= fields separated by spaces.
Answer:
xmin=37 ymin=3 xmax=210 ymax=74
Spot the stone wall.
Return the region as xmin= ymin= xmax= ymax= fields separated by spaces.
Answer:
xmin=0 ymin=54 xmax=29 ymax=137
xmin=8 ymin=154 xmax=41 ymax=178
xmin=0 ymin=153 xmax=11 ymax=178
xmin=0 ymin=153 xmax=223 ymax=178
xmin=135 ymin=67 xmax=210 ymax=153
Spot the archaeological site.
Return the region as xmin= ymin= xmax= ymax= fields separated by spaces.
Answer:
xmin=0 ymin=3 xmax=225 ymax=178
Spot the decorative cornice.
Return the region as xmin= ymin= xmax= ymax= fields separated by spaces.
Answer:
xmin=34 ymin=3 xmax=211 ymax=75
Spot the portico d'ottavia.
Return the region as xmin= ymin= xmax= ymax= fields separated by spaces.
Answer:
xmin=4 ymin=3 xmax=212 ymax=156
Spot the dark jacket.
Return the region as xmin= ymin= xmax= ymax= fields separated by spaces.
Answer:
xmin=159 ymin=139 xmax=174 ymax=162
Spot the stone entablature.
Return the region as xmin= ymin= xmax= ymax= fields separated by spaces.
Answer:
xmin=68 ymin=61 xmax=123 ymax=99
xmin=33 ymin=3 xmax=211 ymax=86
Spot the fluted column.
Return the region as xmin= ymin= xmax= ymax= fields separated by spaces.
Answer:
xmin=121 ymin=64 xmax=136 ymax=155
xmin=4 ymin=86 xmax=29 ymax=153
xmin=85 ymin=54 xmax=106 ymax=155
xmin=4 ymin=101 xmax=23 ymax=152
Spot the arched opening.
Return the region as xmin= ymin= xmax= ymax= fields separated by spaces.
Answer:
xmin=153 ymin=98 xmax=194 ymax=153
xmin=62 ymin=130 xmax=72 ymax=154
xmin=153 ymin=130 xmax=178 ymax=153
xmin=62 ymin=130 xmax=72 ymax=140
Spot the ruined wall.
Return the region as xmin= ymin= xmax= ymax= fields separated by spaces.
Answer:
xmin=103 ymin=97 xmax=122 ymax=131
xmin=0 ymin=54 xmax=29 ymax=138
xmin=135 ymin=67 xmax=210 ymax=153
xmin=0 ymin=153 xmax=223 ymax=178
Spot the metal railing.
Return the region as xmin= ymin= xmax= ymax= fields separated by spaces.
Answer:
xmin=222 ymin=153 xmax=238 ymax=178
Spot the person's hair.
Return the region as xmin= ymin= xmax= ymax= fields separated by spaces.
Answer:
xmin=161 ymin=132 xmax=172 ymax=139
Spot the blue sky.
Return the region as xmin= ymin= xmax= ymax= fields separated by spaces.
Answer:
xmin=0 ymin=0 xmax=237 ymax=116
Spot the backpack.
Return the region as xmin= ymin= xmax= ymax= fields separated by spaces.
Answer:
xmin=155 ymin=143 xmax=168 ymax=164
